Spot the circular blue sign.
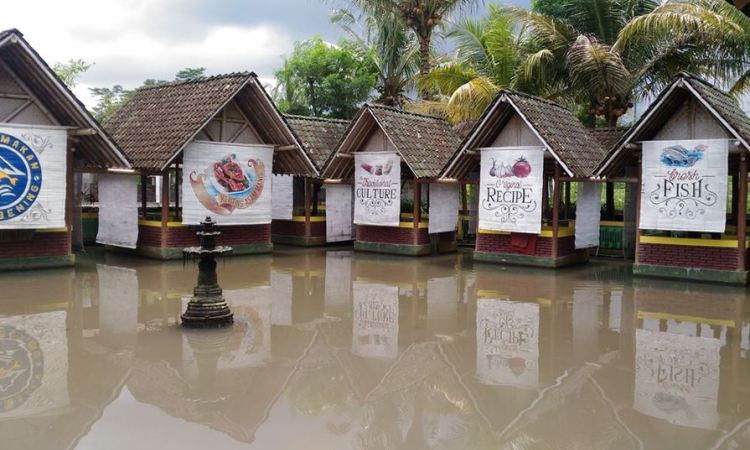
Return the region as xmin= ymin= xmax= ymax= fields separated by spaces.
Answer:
xmin=0 ymin=133 xmax=42 ymax=221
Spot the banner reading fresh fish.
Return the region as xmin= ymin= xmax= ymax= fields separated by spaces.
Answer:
xmin=0 ymin=125 xmax=67 ymax=229
xmin=182 ymin=141 xmax=273 ymax=225
xmin=479 ymin=147 xmax=544 ymax=233
xmin=354 ymin=152 xmax=401 ymax=227
xmin=640 ymin=139 xmax=728 ymax=232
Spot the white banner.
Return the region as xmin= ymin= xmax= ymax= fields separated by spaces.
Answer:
xmin=0 ymin=125 xmax=67 ymax=229
xmin=0 ymin=311 xmax=69 ymax=418
xmin=271 ymin=174 xmax=293 ymax=220
xmin=479 ymin=148 xmax=544 ymax=233
xmin=634 ymin=329 xmax=720 ymax=429
xmin=182 ymin=141 xmax=273 ymax=225
xmin=325 ymin=184 xmax=353 ymax=242
xmin=575 ymin=182 xmax=601 ymax=249
xmin=352 ymin=282 xmax=399 ymax=359
xmin=476 ymin=299 xmax=539 ymax=388
xmin=428 ymin=183 xmax=459 ymax=234
xmin=354 ymin=152 xmax=401 ymax=227
xmin=640 ymin=139 xmax=728 ymax=232
xmin=97 ymin=174 xmax=139 ymax=248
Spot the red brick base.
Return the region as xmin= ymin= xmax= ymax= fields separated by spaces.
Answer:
xmin=271 ymin=219 xmax=326 ymax=245
xmin=135 ymin=223 xmax=272 ymax=259
xmin=475 ymin=233 xmax=576 ymax=257
xmin=637 ymin=243 xmax=739 ymax=271
xmin=0 ymin=229 xmax=73 ymax=269
xmin=357 ymin=224 xmax=430 ymax=246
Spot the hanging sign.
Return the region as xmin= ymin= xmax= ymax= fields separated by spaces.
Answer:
xmin=634 ymin=329 xmax=720 ymax=429
xmin=575 ymin=182 xmax=602 ymax=249
xmin=354 ymin=152 xmax=401 ymax=227
xmin=97 ymin=174 xmax=139 ymax=248
xmin=0 ymin=124 xmax=67 ymax=229
xmin=326 ymin=184 xmax=353 ymax=242
xmin=271 ymin=174 xmax=294 ymax=220
xmin=182 ymin=141 xmax=273 ymax=225
xmin=428 ymin=183 xmax=459 ymax=234
xmin=479 ymin=147 xmax=544 ymax=233
xmin=352 ymin=282 xmax=399 ymax=359
xmin=640 ymin=139 xmax=728 ymax=232
xmin=476 ymin=299 xmax=539 ymax=387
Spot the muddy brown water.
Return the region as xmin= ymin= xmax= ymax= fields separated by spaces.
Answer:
xmin=1 ymin=247 xmax=750 ymax=450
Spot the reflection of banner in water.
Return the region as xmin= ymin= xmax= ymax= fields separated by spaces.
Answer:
xmin=325 ymin=251 xmax=352 ymax=308
xmin=271 ymin=174 xmax=293 ymax=220
xmin=353 ymin=152 xmax=401 ymax=227
xmin=573 ymin=286 xmax=602 ymax=360
xmin=428 ymin=183 xmax=459 ymax=234
xmin=352 ymin=282 xmax=399 ymax=359
xmin=634 ymin=328 xmax=720 ymax=429
xmin=326 ymin=184 xmax=353 ymax=242
xmin=219 ymin=287 xmax=272 ymax=368
xmin=427 ymin=276 xmax=457 ymax=320
xmin=96 ymin=174 xmax=139 ymax=248
xmin=476 ymin=299 xmax=539 ymax=387
xmin=0 ymin=311 xmax=68 ymax=418
xmin=97 ymin=264 xmax=139 ymax=340
xmin=270 ymin=271 xmax=292 ymax=326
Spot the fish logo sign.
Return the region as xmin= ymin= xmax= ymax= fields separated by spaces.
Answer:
xmin=0 ymin=133 xmax=42 ymax=222
xmin=0 ymin=325 xmax=44 ymax=413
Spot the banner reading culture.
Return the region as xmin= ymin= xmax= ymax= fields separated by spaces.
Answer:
xmin=0 ymin=124 xmax=67 ymax=229
xmin=640 ymin=139 xmax=728 ymax=233
xmin=182 ymin=141 xmax=273 ymax=225
xmin=354 ymin=152 xmax=401 ymax=227
xmin=479 ymin=147 xmax=544 ymax=233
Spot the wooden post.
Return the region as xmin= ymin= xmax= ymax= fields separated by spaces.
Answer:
xmin=304 ymin=177 xmax=312 ymax=237
xmin=551 ymin=164 xmax=561 ymax=259
xmin=605 ymin=182 xmax=614 ymax=219
xmin=65 ymin=140 xmax=74 ymax=253
xmin=160 ymin=170 xmax=170 ymax=247
xmin=141 ymin=175 xmax=147 ymax=218
xmin=542 ymin=172 xmax=549 ymax=225
xmin=564 ymin=181 xmax=571 ymax=220
xmin=174 ymin=167 xmax=180 ymax=219
xmin=413 ymin=179 xmax=421 ymax=244
xmin=732 ymin=172 xmax=739 ymax=221
xmin=634 ymin=158 xmax=643 ymax=264
xmin=737 ymin=154 xmax=747 ymax=272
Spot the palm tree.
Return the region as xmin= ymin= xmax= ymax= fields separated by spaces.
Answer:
xmin=331 ymin=8 xmax=420 ymax=107
xmin=346 ymin=0 xmax=482 ymax=99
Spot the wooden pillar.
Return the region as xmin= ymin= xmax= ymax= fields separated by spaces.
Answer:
xmin=174 ymin=167 xmax=180 ymax=218
xmin=737 ymin=154 xmax=747 ymax=272
xmin=140 ymin=175 xmax=147 ymax=218
xmin=413 ymin=179 xmax=421 ymax=244
xmin=564 ymin=181 xmax=571 ymax=220
xmin=542 ymin=173 xmax=549 ymax=225
xmin=634 ymin=157 xmax=643 ymax=264
xmin=732 ymin=173 xmax=739 ymax=220
xmin=65 ymin=139 xmax=74 ymax=253
xmin=304 ymin=177 xmax=312 ymax=237
xmin=160 ymin=170 xmax=170 ymax=247
xmin=551 ymin=164 xmax=561 ymax=259
xmin=605 ymin=182 xmax=614 ymax=219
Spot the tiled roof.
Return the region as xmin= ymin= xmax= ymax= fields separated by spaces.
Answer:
xmin=684 ymin=74 xmax=750 ymax=144
xmin=444 ymin=90 xmax=606 ymax=178
xmin=367 ymin=105 xmax=463 ymax=178
xmin=105 ymin=73 xmax=252 ymax=171
xmin=284 ymin=115 xmax=349 ymax=171
xmin=590 ymin=127 xmax=629 ymax=154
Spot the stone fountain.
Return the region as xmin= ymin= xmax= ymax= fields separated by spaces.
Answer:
xmin=181 ymin=216 xmax=234 ymax=327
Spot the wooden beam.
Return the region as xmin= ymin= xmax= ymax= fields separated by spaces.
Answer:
xmin=634 ymin=158 xmax=643 ymax=264
xmin=275 ymin=144 xmax=297 ymax=152
xmin=551 ymin=163 xmax=561 ymax=258
xmin=335 ymin=153 xmax=353 ymax=159
xmin=68 ymin=128 xmax=97 ymax=136
xmin=140 ymin=176 xmax=147 ymax=218
xmin=2 ymin=99 xmax=30 ymax=122
xmin=413 ymin=179 xmax=421 ymax=244
xmin=738 ymin=154 xmax=747 ymax=272
xmin=160 ymin=170 xmax=170 ymax=246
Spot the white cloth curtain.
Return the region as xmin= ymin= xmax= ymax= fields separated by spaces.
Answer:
xmin=575 ymin=182 xmax=602 ymax=249
xmin=428 ymin=183 xmax=459 ymax=234
xmin=97 ymin=174 xmax=139 ymax=248
xmin=326 ymin=184 xmax=353 ymax=242
xmin=271 ymin=174 xmax=294 ymax=220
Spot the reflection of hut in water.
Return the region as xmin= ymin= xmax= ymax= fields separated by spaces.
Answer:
xmin=596 ymin=73 xmax=750 ymax=284
xmin=0 ymin=29 xmax=130 ymax=270
xmin=103 ymin=73 xmax=317 ymax=259
xmin=443 ymin=91 xmax=606 ymax=268
xmin=323 ymin=105 xmax=463 ymax=256
xmin=273 ymin=115 xmax=349 ymax=246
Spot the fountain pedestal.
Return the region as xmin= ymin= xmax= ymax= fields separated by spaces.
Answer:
xmin=181 ymin=217 xmax=234 ymax=327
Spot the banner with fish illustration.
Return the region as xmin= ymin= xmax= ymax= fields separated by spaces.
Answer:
xmin=352 ymin=281 xmax=399 ymax=359
xmin=476 ymin=299 xmax=539 ymax=388
xmin=354 ymin=152 xmax=401 ymax=227
xmin=0 ymin=124 xmax=67 ymax=229
xmin=479 ymin=147 xmax=544 ymax=233
xmin=640 ymin=139 xmax=728 ymax=232
xmin=97 ymin=174 xmax=139 ymax=248
xmin=182 ymin=141 xmax=273 ymax=225
xmin=634 ymin=329 xmax=719 ymax=429
xmin=0 ymin=311 xmax=69 ymax=418
xmin=428 ymin=183 xmax=459 ymax=234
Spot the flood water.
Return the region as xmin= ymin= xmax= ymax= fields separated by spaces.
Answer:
xmin=2 ymin=248 xmax=750 ymax=449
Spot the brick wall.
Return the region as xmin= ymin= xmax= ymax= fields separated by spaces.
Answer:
xmin=272 ymin=220 xmax=326 ymax=238
xmin=357 ymin=225 xmax=429 ymax=245
xmin=138 ymin=223 xmax=271 ymax=248
xmin=137 ymin=224 xmax=162 ymax=247
xmin=475 ymin=233 xmax=575 ymax=257
xmin=0 ymin=230 xmax=71 ymax=258
xmin=638 ymin=243 xmax=738 ymax=271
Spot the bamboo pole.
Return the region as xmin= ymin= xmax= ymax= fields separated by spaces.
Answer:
xmin=737 ymin=154 xmax=747 ymax=272
xmin=552 ymin=163 xmax=561 ymax=258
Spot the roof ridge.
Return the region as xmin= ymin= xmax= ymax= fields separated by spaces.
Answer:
xmin=502 ymin=89 xmax=572 ymax=111
xmin=367 ymin=103 xmax=448 ymax=122
xmin=136 ymin=71 xmax=255 ymax=92
xmin=284 ymin=114 xmax=349 ymax=124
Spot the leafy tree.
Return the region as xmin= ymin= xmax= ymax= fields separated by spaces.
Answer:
xmin=175 ymin=67 xmax=206 ymax=81
xmin=53 ymin=59 xmax=92 ymax=87
xmin=273 ymin=36 xmax=378 ymax=119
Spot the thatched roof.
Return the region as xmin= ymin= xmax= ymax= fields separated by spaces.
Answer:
xmin=104 ymin=72 xmax=316 ymax=175
xmin=284 ymin=115 xmax=349 ymax=171
xmin=0 ymin=29 xmax=130 ymax=170
xmin=596 ymin=73 xmax=750 ymax=176
xmin=322 ymin=104 xmax=462 ymax=179
xmin=442 ymin=90 xmax=606 ymax=179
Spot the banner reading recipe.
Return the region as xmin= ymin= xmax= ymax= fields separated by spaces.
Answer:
xmin=0 ymin=124 xmax=67 ymax=229
xmin=479 ymin=148 xmax=544 ymax=233
xmin=182 ymin=141 xmax=273 ymax=225
xmin=354 ymin=152 xmax=401 ymax=227
xmin=640 ymin=139 xmax=728 ymax=232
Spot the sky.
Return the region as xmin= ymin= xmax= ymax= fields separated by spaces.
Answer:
xmin=0 ymin=0 xmax=530 ymax=108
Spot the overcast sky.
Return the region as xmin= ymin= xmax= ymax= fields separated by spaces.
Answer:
xmin=0 ymin=0 xmax=530 ymax=107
